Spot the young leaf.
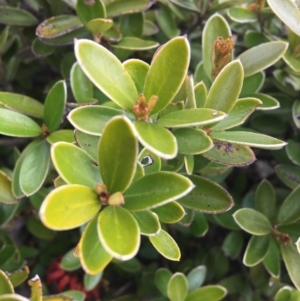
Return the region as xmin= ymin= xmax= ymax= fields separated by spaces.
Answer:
xmin=167 ymin=273 xmax=188 ymax=301
xmin=194 ymin=81 xmax=207 ymax=108
xmin=68 ymin=106 xmax=123 ymax=136
xmin=0 ymin=108 xmax=41 ymax=138
xmin=151 ymin=202 xmax=185 ymax=224
xmin=157 ymin=108 xmax=226 ymax=128
xmin=51 ymin=142 xmax=101 ymax=189
xmin=97 ymin=206 xmax=140 ymax=260
xmin=130 ymin=210 xmax=160 ymax=236
xmin=75 ymin=39 xmax=138 ymax=110
xmin=187 ymin=266 xmax=207 ymax=292
xmin=185 ymin=285 xmax=227 ymax=301
xmin=144 ymin=36 xmax=190 ymax=115
xmin=76 ymin=0 xmax=106 ymax=27
xmin=123 ymin=172 xmax=194 ymax=211
xmin=233 ymin=208 xmax=272 ymax=235
xmin=243 ymin=235 xmax=270 ymax=267
xmin=238 ymin=41 xmax=288 ymax=77
xmin=43 ymin=80 xmax=67 ymax=133
xmin=205 ymin=60 xmax=244 ymax=113
xmin=149 ymin=229 xmax=180 ymax=261
xmin=99 ymin=116 xmax=137 ymax=193
xmin=40 ymin=184 xmax=100 ymax=230
xmin=134 ymin=121 xmax=177 ymax=159
xmin=78 ymin=215 xmax=112 ymax=275
xmin=178 ymin=175 xmax=233 ymax=213
xmin=19 ymin=140 xmax=50 ymax=196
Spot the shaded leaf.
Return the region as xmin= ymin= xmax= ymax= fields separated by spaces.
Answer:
xmin=155 ymin=268 xmax=172 ymax=297
xmin=0 ymin=7 xmax=38 ymax=26
xmin=0 ymin=171 xmax=17 ymax=204
xmin=263 ymin=236 xmax=280 ymax=278
xmin=275 ymin=164 xmax=300 ymax=189
xmin=130 ymin=210 xmax=160 ymax=236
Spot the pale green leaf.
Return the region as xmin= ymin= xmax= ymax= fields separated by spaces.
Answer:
xmin=167 ymin=273 xmax=188 ymax=301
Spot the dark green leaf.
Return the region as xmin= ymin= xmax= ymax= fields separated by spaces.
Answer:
xmin=243 ymin=235 xmax=269 ymax=266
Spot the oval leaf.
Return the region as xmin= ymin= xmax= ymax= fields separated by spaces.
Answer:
xmin=167 ymin=273 xmax=188 ymax=301
xmin=185 ymin=285 xmax=227 ymax=301
xmin=151 ymin=202 xmax=185 ymax=224
xmin=0 ymin=7 xmax=38 ymax=26
xmin=130 ymin=210 xmax=160 ymax=236
xmin=112 ymin=37 xmax=159 ymax=51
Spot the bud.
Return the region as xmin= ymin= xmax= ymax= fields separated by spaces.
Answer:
xmin=132 ymin=93 xmax=158 ymax=121
xmin=108 ymin=192 xmax=124 ymax=206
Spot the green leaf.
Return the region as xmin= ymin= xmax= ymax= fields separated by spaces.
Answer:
xmin=120 ymin=13 xmax=143 ymax=37
xmin=275 ymin=164 xmax=300 ymax=189
xmin=155 ymin=268 xmax=172 ymax=297
xmin=205 ymin=60 xmax=244 ymax=113
xmin=99 ymin=116 xmax=137 ymax=193
xmin=19 ymin=140 xmax=50 ymax=196
xmin=263 ymin=236 xmax=280 ymax=278
xmin=278 ymin=185 xmax=300 ymax=225
xmin=39 ymin=184 xmax=100 ymax=230
xmin=240 ymin=71 xmax=265 ymax=96
xmin=267 ymin=0 xmax=300 ymax=36
xmin=194 ymin=81 xmax=207 ymax=108
xmin=243 ymin=235 xmax=270 ymax=267
xmin=170 ymin=0 xmax=199 ymax=12
xmin=6 ymin=266 xmax=29 ymax=288
xmin=173 ymin=128 xmax=213 ymax=155
xmin=190 ymin=211 xmax=209 ymax=237
xmin=51 ymin=142 xmax=101 ymax=189
xmin=106 ymin=0 xmax=152 ymax=17
xmin=84 ymin=272 xmax=102 ymax=291
xmin=0 ymin=270 xmax=14 ymax=294
xmin=26 ymin=216 xmax=55 ymax=241
xmin=0 ymin=6 xmax=38 ymax=26
xmin=292 ymin=100 xmax=300 ymax=129
xmin=248 ymin=93 xmax=279 ymax=110
xmin=143 ymin=20 xmax=159 ymax=36
xmin=70 ymin=62 xmax=93 ymax=103
xmin=149 ymin=229 xmax=180 ymax=261
xmin=185 ymin=285 xmax=227 ymax=301
xmin=68 ymin=106 xmax=123 ymax=135
xmin=0 ymin=108 xmax=41 ymax=137
xmin=78 ymin=215 xmax=112 ymax=275
xmin=62 ymin=291 xmax=85 ymax=301
xmin=184 ymin=155 xmax=194 ymax=175
xmin=47 ymin=130 xmax=75 ymax=144
xmin=144 ymin=36 xmax=190 ymax=115
xmin=203 ymin=140 xmax=256 ymax=166
xmin=167 ymin=273 xmax=188 ymax=301
xmin=134 ymin=121 xmax=177 ymax=159
xmin=123 ymin=59 xmax=149 ymax=94
xmin=238 ymin=41 xmax=288 ymax=77
xmin=44 ymin=80 xmax=66 ymax=132
xmin=274 ymin=287 xmax=292 ymax=301
xmin=75 ymin=130 xmax=99 ymax=163
xmin=211 ymin=98 xmax=262 ymax=131
xmin=233 ymin=208 xmax=272 ymax=235
xmin=97 ymin=206 xmax=140 ymax=260
xmin=187 ymin=266 xmax=207 ymax=292
xmin=209 ymin=131 xmax=287 ymax=150
xmin=36 ymin=15 xmax=83 ymax=39
xmin=0 ymin=171 xmax=17 ymax=204
xmin=286 ymin=139 xmax=300 ymax=166
xmin=281 ymin=243 xmax=300 ymax=290
xmin=32 ymin=38 xmax=56 ymax=57
xmin=0 ymin=92 xmax=44 ymax=119
xmin=138 ymin=148 xmax=161 ymax=174
xmin=151 ymin=202 xmax=185 ymax=224
xmin=157 ymin=108 xmax=226 ymax=128
xmin=87 ymin=18 xmax=113 ymax=34
xmin=75 ymin=39 xmax=138 ymax=110
xmin=112 ymin=37 xmax=159 ymax=51
xmin=60 ymin=249 xmax=81 ymax=271
xmin=202 ymin=13 xmax=231 ymax=81
xmin=76 ymin=0 xmax=106 ymax=27
xmin=227 ymin=7 xmax=257 ymax=23
xmin=222 ymin=231 xmax=244 ymax=259
xmin=123 ymin=172 xmax=194 ymax=211
xmin=0 ymin=295 xmax=29 ymax=301
xmin=130 ymin=210 xmax=160 ymax=236
xmin=177 ymin=175 xmax=234 ymax=213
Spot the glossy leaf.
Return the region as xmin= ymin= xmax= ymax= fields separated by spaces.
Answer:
xmin=123 ymin=172 xmax=194 ymax=211
xmin=202 ymin=13 xmax=231 ymax=81
xmin=79 ymin=215 xmax=112 ymax=275
xmin=0 ymin=108 xmax=41 ymax=137
xmin=233 ymin=208 xmax=272 ymax=235
xmin=144 ymin=36 xmax=190 ymax=115
xmin=281 ymin=243 xmax=300 ymax=290
xmin=51 ymin=142 xmax=101 ymax=189
xmin=167 ymin=273 xmax=188 ymax=301
xmin=149 ymin=229 xmax=180 ymax=261
xmin=36 ymin=15 xmax=83 ymax=39
xmin=151 ymin=202 xmax=185 ymax=224
xmin=130 ymin=210 xmax=160 ymax=236
xmin=278 ymin=185 xmax=300 ymax=225
xmin=112 ymin=37 xmax=159 ymax=50
xmin=177 ymin=175 xmax=234 ymax=213
xmin=157 ymin=108 xmax=226 ymax=128
xmin=275 ymin=164 xmax=300 ymax=189
xmin=0 ymin=92 xmax=44 ymax=119
xmin=106 ymin=0 xmax=152 ymax=17
xmin=75 ymin=39 xmax=138 ymax=110
xmin=263 ymin=236 xmax=280 ymax=278
xmin=0 ymin=7 xmax=38 ymax=26
xmin=44 ymin=80 xmax=66 ymax=132
xmin=76 ymin=0 xmax=106 ymax=27
xmin=68 ymin=106 xmax=123 ymax=135
xmin=0 ymin=171 xmax=17 ymax=204
xmin=70 ymin=62 xmax=93 ymax=103
xmin=97 ymin=206 xmax=140 ymax=260
xmin=99 ymin=116 xmax=137 ymax=193
xmin=203 ymin=140 xmax=256 ymax=166
xmin=243 ymin=235 xmax=269 ymax=266
xmin=238 ymin=41 xmax=288 ymax=77
xmin=205 ymin=60 xmax=244 ymax=113
xmin=211 ymin=98 xmax=262 ymax=131
xmin=40 ymin=184 xmax=100 ymax=230
xmin=19 ymin=140 xmax=50 ymax=196
xmin=134 ymin=121 xmax=177 ymax=159
xmin=185 ymin=285 xmax=227 ymax=301
xmin=210 ymin=131 xmax=287 ymax=150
